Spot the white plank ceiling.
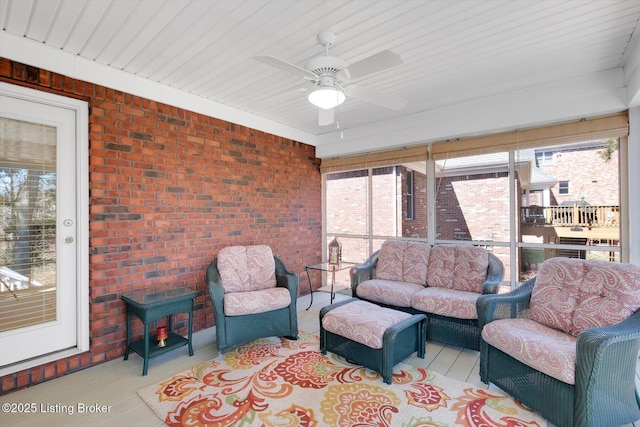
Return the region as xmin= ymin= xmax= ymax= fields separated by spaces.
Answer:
xmin=1 ymin=0 xmax=639 ymax=158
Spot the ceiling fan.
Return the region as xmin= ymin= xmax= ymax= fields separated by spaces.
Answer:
xmin=254 ymin=31 xmax=407 ymax=126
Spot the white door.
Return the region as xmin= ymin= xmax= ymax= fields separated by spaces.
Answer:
xmin=0 ymin=84 xmax=88 ymax=369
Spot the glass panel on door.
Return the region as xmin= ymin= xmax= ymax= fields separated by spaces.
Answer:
xmin=0 ymin=117 xmax=57 ymax=333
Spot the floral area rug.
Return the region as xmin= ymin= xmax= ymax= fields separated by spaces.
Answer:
xmin=137 ymin=331 xmax=547 ymax=426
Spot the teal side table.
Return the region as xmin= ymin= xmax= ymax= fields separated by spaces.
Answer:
xmin=121 ymin=288 xmax=197 ymax=375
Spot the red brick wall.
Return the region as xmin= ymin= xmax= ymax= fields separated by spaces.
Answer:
xmin=435 ymin=172 xmax=510 ymax=244
xmin=0 ymin=58 xmax=322 ymax=393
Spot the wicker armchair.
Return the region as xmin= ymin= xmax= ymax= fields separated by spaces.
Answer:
xmin=478 ymin=258 xmax=640 ymax=427
xmin=206 ymin=245 xmax=298 ymax=354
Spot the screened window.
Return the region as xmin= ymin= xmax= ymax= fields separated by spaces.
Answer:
xmin=322 ymin=114 xmax=627 ymax=287
xmin=435 ymin=153 xmax=510 ymax=272
xmin=324 ymin=164 xmax=427 ymax=281
xmin=517 ymin=140 xmax=620 ymax=281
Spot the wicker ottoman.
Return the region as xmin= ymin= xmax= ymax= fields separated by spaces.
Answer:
xmin=319 ymin=298 xmax=426 ymax=384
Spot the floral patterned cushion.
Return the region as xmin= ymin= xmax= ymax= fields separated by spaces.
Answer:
xmin=529 ymin=258 xmax=584 ymax=334
xmin=482 ymin=318 xmax=577 ymax=385
xmin=402 ymin=242 xmax=431 ymax=284
xmin=529 ymin=258 xmax=640 ymax=336
xmin=246 ymin=245 xmax=277 ymax=291
xmin=217 ymin=245 xmax=276 ymax=293
xmin=426 ymin=245 xmax=456 ymax=289
xmin=452 ymin=246 xmax=489 ymax=293
xmin=355 ymin=279 xmax=424 ymax=307
xmin=426 ymin=245 xmax=488 ymax=293
xmin=367 ymin=241 xmax=488 ymax=309
xmin=223 ymin=287 xmax=291 ymax=316
xmin=375 ymin=240 xmax=407 ymax=282
xmin=322 ymin=300 xmax=412 ymax=349
xmin=411 ymin=287 xmax=480 ymax=319
xmin=376 ymin=240 xmax=431 ymax=285
xmin=570 ymin=260 xmax=640 ymax=335
xmin=218 ymin=246 xmax=251 ymax=293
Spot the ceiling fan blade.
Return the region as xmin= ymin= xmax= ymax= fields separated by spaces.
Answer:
xmin=347 ymin=86 xmax=407 ymax=111
xmin=318 ymin=108 xmax=334 ymax=126
xmin=254 ymin=55 xmax=317 ymax=80
xmin=342 ymin=50 xmax=403 ymax=80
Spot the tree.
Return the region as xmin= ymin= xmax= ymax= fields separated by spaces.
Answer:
xmin=0 ymin=168 xmax=54 ymax=275
xmin=598 ymin=138 xmax=618 ymax=162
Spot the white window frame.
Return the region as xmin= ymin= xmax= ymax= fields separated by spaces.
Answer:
xmin=536 ymin=150 xmax=554 ymax=166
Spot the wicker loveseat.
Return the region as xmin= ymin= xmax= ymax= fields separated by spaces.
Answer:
xmin=350 ymin=240 xmax=504 ymax=350
xmin=478 ymin=257 xmax=640 ymax=427
xmin=206 ymin=245 xmax=299 ymax=353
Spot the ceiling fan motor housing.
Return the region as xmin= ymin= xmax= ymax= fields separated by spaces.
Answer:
xmin=305 ymin=56 xmax=349 ymax=84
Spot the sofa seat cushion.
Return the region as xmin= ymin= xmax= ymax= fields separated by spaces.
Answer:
xmin=356 ymin=279 xmax=424 ymax=307
xmin=411 ymin=287 xmax=480 ymax=320
xmin=529 ymin=258 xmax=640 ymax=336
xmin=482 ymin=318 xmax=577 ymax=385
xmin=217 ymin=245 xmax=276 ymax=293
xmin=426 ymin=245 xmax=488 ymax=293
xmin=322 ymin=300 xmax=412 ymax=349
xmin=224 ymin=287 xmax=291 ymax=316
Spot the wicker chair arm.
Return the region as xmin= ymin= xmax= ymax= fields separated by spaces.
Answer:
xmin=206 ymin=258 xmax=222 ymax=285
xmin=205 ymin=259 xmax=227 ymax=339
xmin=574 ymin=309 xmax=640 ymax=425
xmin=576 ymin=309 xmax=640 ymax=376
xmin=350 ymin=250 xmax=379 ymax=296
xmin=481 ymin=252 xmax=505 ymax=294
xmin=206 ymin=259 xmax=224 ymax=302
xmin=477 ymin=277 xmax=535 ymax=328
xmin=207 ymin=280 xmax=226 ymax=316
xmin=274 ymin=256 xmax=299 ymax=297
xmin=577 ymin=309 xmax=640 ymax=352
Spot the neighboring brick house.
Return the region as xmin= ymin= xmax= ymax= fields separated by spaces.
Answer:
xmin=535 ymin=141 xmax=619 ymax=206
xmin=522 ymin=142 xmax=621 ymax=269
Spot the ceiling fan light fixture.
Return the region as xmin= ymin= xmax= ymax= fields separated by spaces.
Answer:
xmin=308 ymin=87 xmax=345 ymax=109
